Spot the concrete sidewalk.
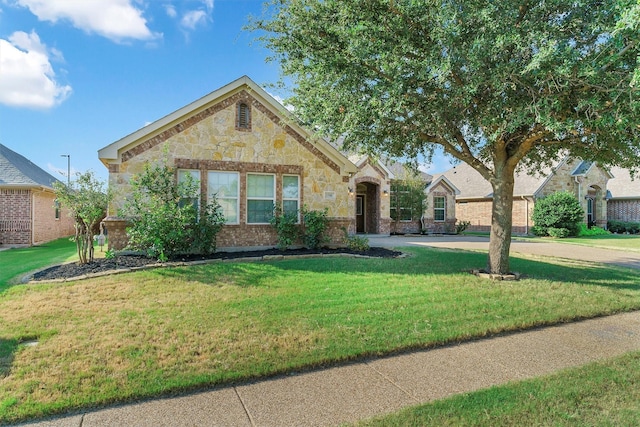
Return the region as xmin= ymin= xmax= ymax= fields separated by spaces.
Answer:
xmin=19 ymin=311 xmax=640 ymax=427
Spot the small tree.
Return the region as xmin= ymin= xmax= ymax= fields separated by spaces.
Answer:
xmin=301 ymin=207 xmax=329 ymax=249
xmin=120 ymin=160 xmax=225 ymax=260
xmin=390 ymin=177 xmax=426 ymax=227
xmin=532 ymin=192 xmax=584 ymax=237
xmin=54 ymin=171 xmax=111 ymax=264
xmin=270 ymin=203 xmax=300 ymax=250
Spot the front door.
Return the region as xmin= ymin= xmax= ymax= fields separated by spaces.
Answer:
xmin=356 ymin=195 xmax=365 ymax=233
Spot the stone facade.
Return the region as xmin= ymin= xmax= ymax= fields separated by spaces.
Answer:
xmin=0 ymin=188 xmax=75 ymax=245
xmin=100 ymin=77 xmax=362 ymax=251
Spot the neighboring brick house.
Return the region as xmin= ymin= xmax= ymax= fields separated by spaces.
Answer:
xmin=607 ymin=167 xmax=640 ymax=223
xmin=436 ymin=158 xmax=613 ymax=234
xmin=99 ymin=76 xmax=384 ymax=251
xmin=0 ymin=144 xmax=75 ymax=246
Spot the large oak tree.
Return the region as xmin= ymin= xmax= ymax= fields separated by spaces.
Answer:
xmin=253 ymin=0 xmax=639 ymax=274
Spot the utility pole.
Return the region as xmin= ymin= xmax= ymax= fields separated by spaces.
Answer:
xmin=60 ymin=154 xmax=70 ymax=186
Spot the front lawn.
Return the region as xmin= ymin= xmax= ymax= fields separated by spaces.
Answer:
xmin=355 ymin=351 xmax=640 ymax=426
xmin=515 ymin=233 xmax=640 ymax=252
xmin=0 ymin=238 xmax=77 ymax=290
xmin=1 ymin=247 xmax=639 ymax=423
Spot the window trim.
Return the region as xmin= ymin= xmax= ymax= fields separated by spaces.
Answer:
xmin=433 ymin=196 xmax=446 ymax=222
xmin=246 ymin=173 xmax=276 ymax=224
xmin=208 ymin=170 xmax=240 ymax=225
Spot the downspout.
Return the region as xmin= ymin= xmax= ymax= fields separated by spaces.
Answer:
xmin=31 ymin=190 xmax=36 ymax=245
xmin=521 ymin=196 xmax=529 ymax=235
xmin=574 ymin=176 xmax=583 ymax=223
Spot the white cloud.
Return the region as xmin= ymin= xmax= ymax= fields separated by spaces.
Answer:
xmin=164 ymin=4 xmax=177 ymax=18
xmin=0 ymin=31 xmax=72 ymax=109
xmin=180 ymin=9 xmax=208 ymax=30
xmin=15 ymin=0 xmax=160 ymax=42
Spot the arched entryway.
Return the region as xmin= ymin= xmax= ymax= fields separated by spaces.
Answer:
xmin=586 ymin=185 xmax=604 ymax=227
xmin=355 ymin=181 xmax=380 ymax=233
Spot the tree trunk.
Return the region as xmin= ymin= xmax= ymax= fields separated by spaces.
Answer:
xmin=487 ymin=167 xmax=516 ymax=275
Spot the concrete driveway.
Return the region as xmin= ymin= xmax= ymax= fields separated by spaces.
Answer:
xmin=367 ymin=234 xmax=640 ymax=270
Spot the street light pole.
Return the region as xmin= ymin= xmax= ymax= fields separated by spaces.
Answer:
xmin=60 ymin=154 xmax=70 ymax=186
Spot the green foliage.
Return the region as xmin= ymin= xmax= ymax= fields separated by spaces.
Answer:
xmin=53 ymin=171 xmax=112 ymax=264
xmin=390 ymin=174 xmax=426 ymax=222
xmin=578 ymin=224 xmax=610 ymax=236
xmin=270 ymin=203 xmax=300 ymax=250
xmin=252 ymin=0 xmax=640 ymax=273
xmin=455 ymin=220 xmax=471 ymax=234
xmin=301 ymin=207 xmax=329 ymax=249
xmin=104 ymin=249 xmax=116 ymax=260
xmin=532 ymin=192 xmax=584 ymax=237
xmin=119 ymin=160 xmax=225 ymax=260
xmin=341 ymin=227 xmax=370 ymax=251
xmin=608 ymin=220 xmax=640 ymax=234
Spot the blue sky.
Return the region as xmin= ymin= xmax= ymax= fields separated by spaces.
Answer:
xmin=0 ymin=0 xmax=452 ymax=184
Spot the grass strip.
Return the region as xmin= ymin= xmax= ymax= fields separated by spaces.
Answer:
xmin=355 ymin=351 xmax=640 ymax=426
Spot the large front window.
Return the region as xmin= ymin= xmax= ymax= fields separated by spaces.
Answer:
xmin=434 ymin=196 xmax=446 ymax=221
xmin=208 ymin=171 xmax=239 ymax=224
xmin=390 ymin=182 xmax=421 ymax=221
xmin=247 ymin=173 xmax=275 ymax=223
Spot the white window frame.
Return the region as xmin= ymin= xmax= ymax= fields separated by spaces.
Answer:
xmin=247 ymin=173 xmax=276 ymax=224
xmin=208 ymin=171 xmax=239 ymax=225
xmin=434 ymin=196 xmax=446 ymax=222
xmin=282 ymin=174 xmax=300 ymax=223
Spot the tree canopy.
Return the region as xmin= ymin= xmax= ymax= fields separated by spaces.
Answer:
xmin=253 ymin=0 xmax=639 ymax=274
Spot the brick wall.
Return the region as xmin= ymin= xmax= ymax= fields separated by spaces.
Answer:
xmin=456 ymin=197 xmax=534 ymax=234
xmin=0 ymin=189 xmax=31 ymax=245
xmin=607 ymin=199 xmax=640 ymax=223
xmin=32 ymin=190 xmax=75 ymax=244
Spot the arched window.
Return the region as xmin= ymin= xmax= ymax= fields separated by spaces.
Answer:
xmin=236 ymin=102 xmax=251 ymax=130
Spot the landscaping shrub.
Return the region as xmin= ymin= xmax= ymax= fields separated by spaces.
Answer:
xmin=455 ymin=220 xmax=471 ymax=234
xmin=301 ymin=207 xmax=329 ymax=249
xmin=607 ymin=220 xmax=640 ymax=234
xmin=532 ymin=192 xmax=584 ymax=237
xmin=578 ymin=223 xmax=610 ymax=236
xmin=341 ymin=227 xmax=370 ymax=251
xmin=270 ymin=203 xmax=300 ymax=250
xmin=120 ymin=159 xmax=225 ymax=260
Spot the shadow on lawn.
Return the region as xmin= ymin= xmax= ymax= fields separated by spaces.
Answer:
xmin=0 ymin=338 xmax=18 ymax=378
xmin=152 ymin=247 xmax=640 ymax=292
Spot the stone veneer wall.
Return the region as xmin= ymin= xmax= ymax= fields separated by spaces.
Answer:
xmin=104 ymin=89 xmax=354 ymax=250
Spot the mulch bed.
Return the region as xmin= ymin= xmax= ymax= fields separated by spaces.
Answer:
xmin=32 ymin=247 xmax=402 ymax=282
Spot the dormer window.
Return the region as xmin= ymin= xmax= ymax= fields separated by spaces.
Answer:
xmin=236 ymin=101 xmax=251 ymax=131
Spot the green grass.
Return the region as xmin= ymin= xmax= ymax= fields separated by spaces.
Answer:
xmin=0 ymin=238 xmax=78 ymax=290
xmin=355 ymin=351 xmax=640 ymax=426
xmin=1 ymin=247 xmax=639 ymax=423
xmin=515 ymin=234 xmax=640 ymax=252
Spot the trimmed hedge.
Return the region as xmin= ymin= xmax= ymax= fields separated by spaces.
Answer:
xmin=608 ymin=220 xmax=640 ymax=234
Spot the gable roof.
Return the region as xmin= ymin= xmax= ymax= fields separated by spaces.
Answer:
xmin=607 ymin=167 xmax=640 ymax=199
xmin=98 ymin=75 xmax=358 ymax=176
xmin=426 ymin=175 xmax=460 ymax=195
xmin=436 ymin=162 xmax=550 ymax=199
xmin=0 ymin=143 xmax=62 ymax=189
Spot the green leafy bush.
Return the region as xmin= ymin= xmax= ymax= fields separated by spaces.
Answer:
xmin=270 ymin=203 xmax=300 ymax=250
xmin=341 ymin=227 xmax=370 ymax=251
xmin=120 ymin=159 xmax=225 ymax=260
xmin=607 ymin=220 xmax=640 ymax=234
xmin=301 ymin=207 xmax=329 ymax=249
xmin=532 ymin=192 xmax=584 ymax=237
xmin=578 ymin=224 xmax=610 ymax=236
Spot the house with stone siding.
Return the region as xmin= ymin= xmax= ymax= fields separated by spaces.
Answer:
xmin=0 ymin=143 xmax=75 ymax=246
xmin=100 ymin=76 xmax=410 ymax=251
xmin=435 ymin=158 xmax=616 ymax=234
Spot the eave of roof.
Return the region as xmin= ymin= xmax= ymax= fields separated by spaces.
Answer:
xmin=98 ymin=76 xmax=358 ymax=175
